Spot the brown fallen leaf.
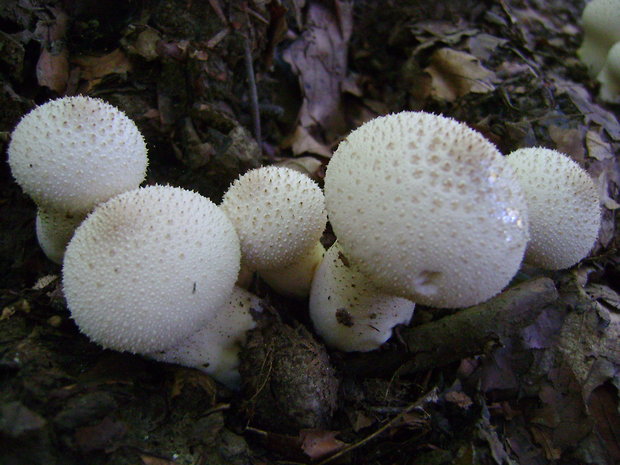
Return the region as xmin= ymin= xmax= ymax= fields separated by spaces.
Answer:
xmin=300 ymin=429 xmax=346 ymax=460
xmin=35 ymin=8 xmax=69 ymax=94
xmin=141 ymin=455 xmax=180 ymax=465
xmin=73 ymin=48 xmax=132 ymax=92
xmin=281 ymin=125 xmax=332 ymax=157
xmin=282 ymin=0 xmax=353 ymax=144
xmin=424 ymin=48 xmax=496 ymax=102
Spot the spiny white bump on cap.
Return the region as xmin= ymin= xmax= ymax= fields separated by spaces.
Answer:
xmin=505 ymin=147 xmax=601 ymax=270
xmin=597 ymin=41 xmax=620 ymax=102
xmin=62 ymin=185 xmax=241 ymax=353
xmin=8 ymin=95 xmax=148 ymax=214
xmin=309 ymin=241 xmax=414 ymax=352
xmin=577 ymin=0 xmax=620 ymax=77
xmin=325 ymin=111 xmax=529 ymax=308
xmin=36 ymin=208 xmax=86 ymax=264
xmin=148 ymin=286 xmax=263 ymax=389
xmin=220 ymin=166 xmax=327 ymax=270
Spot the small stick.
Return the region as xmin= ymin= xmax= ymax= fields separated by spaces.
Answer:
xmin=316 ymin=388 xmax=438 ymax=465
xmin=243 ymin=33 xmax=261 ymax=142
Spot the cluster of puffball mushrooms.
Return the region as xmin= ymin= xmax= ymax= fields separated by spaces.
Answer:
xmin=7 ymin=96 xmax=601 ymax=388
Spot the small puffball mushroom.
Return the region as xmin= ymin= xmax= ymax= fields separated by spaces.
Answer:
xmin=309 ymin=242 xmax=414 ymax=352
xmin=505 ymin=148 xmax=601 ymax=270
xmin=63 ymin=185 xmax=240 ymax=353
xmin=8 ymin=95 xmax=148 ymax=215
xmin=36 ymin=208 xmax=86 ymax=264
xmin=325 ymin=111 xmax=529 ymax=308
xmin=596 ymin=41 xmax=620 ymax=102
xmin=577 ymin=0 xmax=620 ymax=77
xmin=220 ymin=166 xmax=327 ymax=297
xmin=148 ymin=286 xmax=263 ymax=389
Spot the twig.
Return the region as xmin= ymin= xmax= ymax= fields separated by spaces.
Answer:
xmin=316 ymin=388 xmax=438 ymax=465
xmin=243 ymin=33 xmax=261 ymax=142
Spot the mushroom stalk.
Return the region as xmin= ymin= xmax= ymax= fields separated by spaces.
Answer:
xmin=309 ymin=241 xmax=414 ymax=352
xmin=259 ymin=241 xmax=325 ymax=298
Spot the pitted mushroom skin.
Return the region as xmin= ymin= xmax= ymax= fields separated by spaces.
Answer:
xmin=505 ymin=147 xmax=601 ymax=270
xmin=63 ymin=185 xmax=240 ymax=353
xmin=8 ymin=96 xmax=148 ymax=215
xmin=324 ymin=111 xmax=529 ymax=308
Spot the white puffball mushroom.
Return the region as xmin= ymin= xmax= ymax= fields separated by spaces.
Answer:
xmin=325 ymin=111 xmax=529 ymax=308
xmin=148 ymin=286 xmax=263 ymax=389
xmin=220 ymin=166 xmax=327 ymax=297
xmin=309 ymin=242 xmax=414 ymax=352
xmin=8 ymin=95 xmax=148 ymax=215
xmin=63 ymin=185 xmax=241 ymax=353
xmin=259 ymin=241 xmax=326 ymax=298
xmin=35 ymin=208 xmax=86 ymax=264
xmin=505 ymin=147 xmax=601 ymax=270
xmin=596 ymin=41 xmax=620 ymax=102
xmin=577 ymin=0 xmax=620 ymax=77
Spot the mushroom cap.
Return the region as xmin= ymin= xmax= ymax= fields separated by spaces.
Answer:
xmin=324 ymin=111 xmax=529 ymax=308
xmin=309 ymin=241 xmax=414 ymax=352
xmin=148 ymin=286 xmax=263 ymax=389
xmin=505 ymin=148 xmax=601 ymax=270
xmin=577 ymin=0 xmax=620 ymax=77
xmin=8 ymin=96 xmax=148 ymax=214
xmin=36 ymin=208 xmax=86 ymax=264
xmin=220 ymin=166 xmax=327 ymax=270
xmin=63 ymin=185 xmax=241 ymax=353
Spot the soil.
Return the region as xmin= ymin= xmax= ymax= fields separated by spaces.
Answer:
xmin=1 ymin=1 xmax=619 ymax=464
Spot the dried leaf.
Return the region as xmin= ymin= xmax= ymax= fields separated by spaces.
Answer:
xmin=141 ymin=455 xmax=180 ymax=465
xmin=282 ymin=1 xmax=352 ymax=141
xmin=282 ymin=125 xmax=332 ymax=157
xmin=299 ymin=429 xmax=345 ymax=460
xmin=170 ymin=368 xmax=217 ymax=401
xmin=585 ymin=130 xmax=614 ymax=161
xmin=73 ymin=49 xmax=132 ymax=92
xmin=35 ymin=8 xmax=69 ymax=94
xmin=445 ymin=391 xmax=473 ymax=409
xmin=548 ymin=126 xmax=584 ymax=162
xmin=424 ymin=48 xmax=496 ymax=102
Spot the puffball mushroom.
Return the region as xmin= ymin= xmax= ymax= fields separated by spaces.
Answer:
xmin=36 ymin=209 xmax=86 ymax=264
xmin=577 ymin=0 xmax=620 ymax=77
xmin=220 ymin=166 xmax=327 ymax=298
xmin=8 ymin=95 xmax=148 ymax=262
xmin=63 ymin=185 xmax=241 ymax=353
xmin=505 ymin=148 xmax=601 ymax=270
xmin=8 ymin=95 xmax=148 ymax=215
xmin=596 ymin=41 xmax=620 ymax=102
xmin=148 ymin=286 xmax=263 ymax=389
xmin=324 ymin=111 xmax=529 ymax=308
xmin=309 ymin=241 xmax=414 ymax=352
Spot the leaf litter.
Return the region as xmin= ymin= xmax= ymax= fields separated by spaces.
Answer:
xmin=0 ymin=0 xmax=619 ymax=464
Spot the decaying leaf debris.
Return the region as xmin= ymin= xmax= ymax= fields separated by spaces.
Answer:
xmin=0 ymin=0 xmax=619 ymax=464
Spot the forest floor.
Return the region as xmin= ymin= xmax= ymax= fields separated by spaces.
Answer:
xmin=1 ymin=0 xmax=619 ymax=464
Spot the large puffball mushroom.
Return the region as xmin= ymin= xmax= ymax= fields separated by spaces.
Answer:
xmin=577 ymin=0 xmax=620 ymax=77
xmin=148 ymin=286 xmax=263 ymax=389
xmin=505 ymin=148 xmax=601 ymax=270
xmin=309 ymin=241 xmax=414 ymax=352
xmin=36 ymin=208 xmax=86 ymax=264
xmin=8 ymin=95 xmax=148 ymax=215
xmin=325 ymin=111 xmax=529 ymax=308
xmin=596 ymin=41 xmax=620 ymax=102
xmin=220 ymin=166 xmax=327 ymax=297
xmin=63 ymin=185 xmax=241 ymax=353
